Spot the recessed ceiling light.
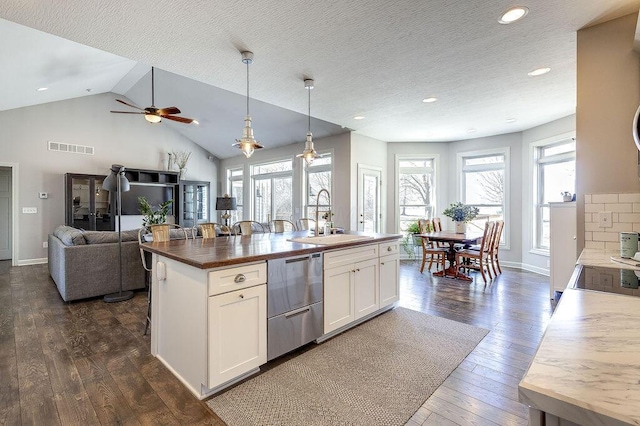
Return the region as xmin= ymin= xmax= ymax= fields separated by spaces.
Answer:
xmin=422 ymin=97 xmax=438 ymax=103
xmin=353 ymin=116 xmax=365 ymax=120
xmin=36 ymin=87 xmax=48 ymax=92
xmin=499 ymin=6 xmax=529 ymax=24
xmin=528 ymin=67 xmax=551 ymax=76
xmin=467 ymin=128 xmax=477 ymax=133
xmin=505 ymin=118 xmax=517 ymax=123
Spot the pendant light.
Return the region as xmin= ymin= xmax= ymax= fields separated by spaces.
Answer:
xmin=233 ymin=51 xmax=263 ymax=158
xmin=297 ymin=78 xmax=320 ymax=166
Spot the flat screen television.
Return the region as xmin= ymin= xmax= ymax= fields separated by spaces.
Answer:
xmin=120 ymin=184 xmax=174 ymax=215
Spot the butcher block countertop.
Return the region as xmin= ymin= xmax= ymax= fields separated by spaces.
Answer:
xmin=140 ymin=231 xmax=401 ymax=269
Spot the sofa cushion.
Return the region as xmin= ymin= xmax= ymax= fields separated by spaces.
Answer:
xmin=53 ymin=225 xmax=86 ymax=246
xmin=82 ymin=229 xmax=140 ymax=244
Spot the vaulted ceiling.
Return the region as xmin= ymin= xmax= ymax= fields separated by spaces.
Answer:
xmin=1 ymin=0 xmax=639 ymax=159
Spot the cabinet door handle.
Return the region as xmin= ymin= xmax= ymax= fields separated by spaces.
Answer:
xmin=234 ymin=274 xmax=246 ymax=283
xmin=381 ymin=262 xmax=385 ymax=265
xmin=387 ymin=246 xmax=392 ymax=251
xmin=356 ymin=268 xmax=360 ymax=272
xmin=239 ymin=294 xmax=244 ymax=299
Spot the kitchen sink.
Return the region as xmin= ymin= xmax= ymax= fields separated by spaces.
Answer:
xmin=288 ymin=234 xmax=374 ymax=245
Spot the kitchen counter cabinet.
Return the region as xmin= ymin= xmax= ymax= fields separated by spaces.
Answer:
xmin=379 ymin=241 xmax=400 ymax=308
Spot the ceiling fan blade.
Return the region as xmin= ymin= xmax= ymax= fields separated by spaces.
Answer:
xmin=110 ymin=111 xmax=146 ymax=114
xmin=157 ymin=106 xmax=181 ymax=115
xmin=115 ymin=99 xmax=145 ymax=111
xmin=163 ymin=115 xmax=194 ymax=124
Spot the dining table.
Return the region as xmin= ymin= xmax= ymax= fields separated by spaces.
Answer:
xmin=418 ymin=231 xmax=484 ymax=281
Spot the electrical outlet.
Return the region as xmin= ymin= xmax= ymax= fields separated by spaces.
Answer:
xmin=598 ymin=211 xmax=612 ymax=228
xmin=22 ymin=207 xmax=37 ymax=214
xmin=43 ymin=241 xmax=48 ymax=248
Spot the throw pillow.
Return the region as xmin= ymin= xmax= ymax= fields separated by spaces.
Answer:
xmin=53 ymin=225 xmax=86 ymax=246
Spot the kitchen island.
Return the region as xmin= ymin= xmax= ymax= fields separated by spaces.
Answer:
xmin=518 ymin=249 xmax=640 ymax=425
xmin=141 ymin=231 xmax=401 ymax=399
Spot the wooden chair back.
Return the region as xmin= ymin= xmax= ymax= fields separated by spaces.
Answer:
xmin=297 ymin=218 xmax=316 ymax=231
xmin=432 ymin=217 xmax=443 ymax=232
xmin=138 ymin=224 xmax=189 ymax=271
xmin=233 ymin=220 xmax=266 ymax=236
xmin=198 ymin=223 xmax=219 ymax=239
xmin=270 ymin=219 xmax=297 ymax=233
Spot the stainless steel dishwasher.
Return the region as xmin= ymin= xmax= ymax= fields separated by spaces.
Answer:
xmin=267 ymin=253 xmax=323 ymax=361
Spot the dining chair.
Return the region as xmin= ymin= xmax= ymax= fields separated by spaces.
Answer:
xmin=489 ymin=220 xmax=505 ymax=276
xmin=195 ymin=222 xmax=221 ymax=239
xmin=269 ymin=219 xmax=297 ymax=233
xmin=431 ymin=217 xmax=447 ymax=248
xmin=418 ymin=218 xmax=447 ymax=273
xmin=455 ymin=221 xmax=495 ymax=283
xmin=232 ymin=220 xmax=267 ymax=236
xmin=138 ymin=223 xmax=189 ymax=335
xmin=296 ymin=218 xmax=316 ymax=231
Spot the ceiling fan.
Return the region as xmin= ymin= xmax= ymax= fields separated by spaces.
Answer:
xmin=110 ymin=67 xmax=195 ymax=124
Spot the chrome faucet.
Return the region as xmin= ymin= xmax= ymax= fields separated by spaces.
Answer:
xmin=314 ymin=188 xmax=331 ymax=237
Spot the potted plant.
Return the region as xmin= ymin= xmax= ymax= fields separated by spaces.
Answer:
xmin=442 ymin=202 xmax=479 ymax=233
xmin=401 ymin=220 xmax=431 ymax=260
xmin=138 ymin=197 xmax=174 ymax=240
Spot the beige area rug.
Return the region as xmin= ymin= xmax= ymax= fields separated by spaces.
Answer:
xmin=206 ymin=307 xmax=488 ymax=426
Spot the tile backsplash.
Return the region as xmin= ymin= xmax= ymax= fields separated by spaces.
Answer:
xmin=584 ymin=193 xmax=640 ymax=250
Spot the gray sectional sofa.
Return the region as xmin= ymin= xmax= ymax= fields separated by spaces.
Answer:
xmin=48 ymin=225 xmax=146 ymax=301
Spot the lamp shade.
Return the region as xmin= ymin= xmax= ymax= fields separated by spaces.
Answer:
xmin=103 ymin=164 xmax=130 ymax=192
xmin=216 ymin=196 xmax=237 ymax=211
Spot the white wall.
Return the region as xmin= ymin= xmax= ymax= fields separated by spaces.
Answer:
xmin=0 ymin=92 xmax=218 ymax=264
xmin=217 ymin=133 xmax=351 ymax=229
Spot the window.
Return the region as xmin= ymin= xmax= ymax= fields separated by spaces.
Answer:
xmin=534 ymin=138 xmax=576 ymax=250
xmin=459 ymin=149 xmax=508 ymax=243
xmin=227 ymin=167 xmax=243 ymax=223
xmin=251 ymin=159 xmax=293 ymax=223
xmin=303 ymin=155 xmax=332 ymax=221
xmin=398 ymin=158 xmax=436 ymax=233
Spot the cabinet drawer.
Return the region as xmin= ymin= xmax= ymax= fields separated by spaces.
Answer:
xmin=378 ymin=240 xmax=400 ymax=257
xmin=324 ymin=244 xmax=378 ymax=270
xmin=208 ymin=262 xmax=267 ymax=296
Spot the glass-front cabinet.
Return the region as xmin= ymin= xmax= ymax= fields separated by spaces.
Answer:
xmin=65 ymin=173 xmax=114 ymax=231
xmin=177 ymin=180 xmax=210 ymax=228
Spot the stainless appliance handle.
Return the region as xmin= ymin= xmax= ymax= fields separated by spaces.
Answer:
xmin=284 ymin=306 xmax=311 ymax=319
xmin=285 ymin=257 xmax=309 ymax=264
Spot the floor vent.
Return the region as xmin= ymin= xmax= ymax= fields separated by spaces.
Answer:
xmin=48 ymin=141 xmax=94 ymax=155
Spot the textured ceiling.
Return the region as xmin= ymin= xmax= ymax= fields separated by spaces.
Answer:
xmin=1 ymin=0 xmax=640 ymax=158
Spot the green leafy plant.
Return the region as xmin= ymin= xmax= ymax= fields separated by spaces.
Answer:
xmin=442 ymin=202 xmax=479 ymax=223
xmin=138 ymin=196 xmax=173 ymax=226
xmin=400 ymin=220 xmax=432 ymax=260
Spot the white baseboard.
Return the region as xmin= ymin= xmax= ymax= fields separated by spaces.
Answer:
xmin=17 ymin=258 xmax=47 ymax=266
xmin=501 ymin=260 xmax=549 ymax=276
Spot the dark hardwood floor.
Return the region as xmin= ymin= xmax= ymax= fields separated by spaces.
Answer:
xmin=0 ymin=259 xmax=553 ymax=425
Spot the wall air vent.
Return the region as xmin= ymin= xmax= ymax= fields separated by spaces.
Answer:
xmin=48 ymin=141 xmax=94 ymax=155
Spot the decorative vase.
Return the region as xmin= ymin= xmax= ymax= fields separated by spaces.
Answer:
xmin=455 ymin=221 xmax=466 ymax=234
xmin=179 ymin=168 xmax=186 ymax=180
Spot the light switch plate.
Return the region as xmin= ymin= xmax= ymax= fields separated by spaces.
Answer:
xmin=598 ymin=211 xmax=612 ymax=228
xmin=22 ymin=207 xmax=37 ymax=214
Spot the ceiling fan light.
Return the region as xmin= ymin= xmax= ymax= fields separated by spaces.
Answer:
xmin=145 ymin=113 xmax=161 ymax=123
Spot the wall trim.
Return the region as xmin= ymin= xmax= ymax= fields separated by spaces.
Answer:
xmin=0 ymin=162 xmax=18 ymax=266
xmin=501 ymin=260 xmax=550 ymax=276
xmin=18 ymin=258 xmax=47 ymax=266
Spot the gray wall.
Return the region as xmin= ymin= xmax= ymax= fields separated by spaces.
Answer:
xmin=1 ymin=92 xmax=218 ymax=264
xmin=576 ymin=13 xmax=640 ymax=252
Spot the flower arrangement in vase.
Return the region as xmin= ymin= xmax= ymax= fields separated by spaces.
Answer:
xmin=172 ymin=150 xmax=191 ymax=180
xmin=442 ymin=202 xmax=479 ymax=233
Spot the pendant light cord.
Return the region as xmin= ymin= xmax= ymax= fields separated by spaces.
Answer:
xmin=246 ymin=61 xmax=250 ymax=116
xmin=308 ymin=85 xmax=311 ymax=132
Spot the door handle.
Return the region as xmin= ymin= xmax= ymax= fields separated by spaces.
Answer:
xmin=234 ymin=274 xmax=246 ymax=283
xmin=284 ymin=307 xmax=311 ymax=319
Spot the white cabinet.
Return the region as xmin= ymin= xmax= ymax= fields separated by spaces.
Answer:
xmin=550 ymin=202 xmax=577 ymax=298
xmin=151 ymin=257 xmax=266 ymax=399
xmin=208 ymin=284 xmax=266 ymax=387
xmin=379 ymin=253 xmax=400 ymax=308
xmin=323 ymin=244 xmax=380 ymax=334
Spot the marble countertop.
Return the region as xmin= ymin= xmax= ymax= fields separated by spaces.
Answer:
xmin=518 ymin=288 xmax=640 ymax=425
xmin=578 ymin=248 xmax=640 ymax=271
xmin=140 ymin=231 xmax=401 ymax=269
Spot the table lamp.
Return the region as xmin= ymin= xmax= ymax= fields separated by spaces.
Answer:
xmin=216 ymin=194 xmax=237 ymax=227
